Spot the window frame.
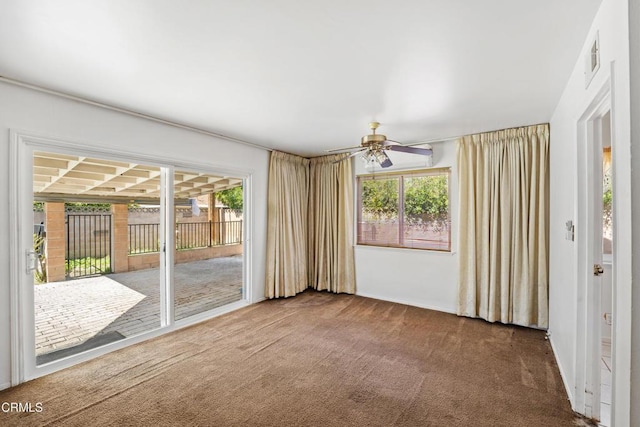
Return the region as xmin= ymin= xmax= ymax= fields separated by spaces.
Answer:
xmin=356 ymin=167 xmax=451 ymax=252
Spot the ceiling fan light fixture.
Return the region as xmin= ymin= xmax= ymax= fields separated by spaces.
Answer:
xmin=373 ymin=149 xmax=388 ymax=164
xmin=361 ymin=150 xmax=376 ymax=165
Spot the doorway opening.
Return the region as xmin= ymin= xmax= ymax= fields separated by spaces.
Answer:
xmin=597 ymin=111 xmax=613 ymax=426
xmin=575 ymin=86 xmax=614 ymax=426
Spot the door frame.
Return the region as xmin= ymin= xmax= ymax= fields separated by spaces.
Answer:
xmin=9 ymin=130 xmax=253 ymax=385
xmin=574 ymin=78 xmax=612 ymax=420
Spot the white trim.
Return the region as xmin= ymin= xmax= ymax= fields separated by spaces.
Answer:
xmin=11 ymin=129 xmax=254 ymax=179
xmin=355 ymin=244 xmax=456 ymax=256
xmin=549 ymin=333 xmax=575 ymax=409
xmin=0 ymin=76 xmax=272 ymax=153
xmin=355 ymin=291 xmax=456 ymax=315
xmin=242 ymin=174 xmax=254 ymax=303
xmin=0 ymin=382 xmax=11 ymax=392
xmin=8 ymin=131 xmax=24 ymax=387
xmin=608 ymin=60 xmax=631 ymax=427
xmin=160 ymin=167 xmax=173 ymax=327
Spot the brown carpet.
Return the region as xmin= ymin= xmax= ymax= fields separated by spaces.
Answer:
xmin=1 ymin=290 xmax=590 ymax=426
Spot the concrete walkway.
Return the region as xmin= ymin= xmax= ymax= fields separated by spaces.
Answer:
xmin=34 ymin=255 xmax=243 ymax=362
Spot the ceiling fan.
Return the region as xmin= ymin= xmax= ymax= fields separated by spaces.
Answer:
xmin=329 ymin=122 xmax=433 ymax=168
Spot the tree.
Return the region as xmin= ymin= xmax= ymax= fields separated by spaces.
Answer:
xmin=361 ymin=174 xmax=449 ymax=228
xmin=361 ymin=179 xmax=398 ymax=219
xmin=404 ymin=175 xmax=448 ymax=225
xmin=217 ymin=186 xmax=243 ymax=212
xmin=603 ymin=173 xmax=613 ymax=237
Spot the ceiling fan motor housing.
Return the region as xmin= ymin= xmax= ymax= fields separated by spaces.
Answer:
xmin=361 ymin=133 xmax=387 ymax=147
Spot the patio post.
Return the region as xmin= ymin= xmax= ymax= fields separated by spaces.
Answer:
xmin=112 ymin=204 xmax=129 ymax=273
xmin=208 ymin=193 xmax=219 ymax=245
xmin=44 ymin=202 xmax=66 ymax=282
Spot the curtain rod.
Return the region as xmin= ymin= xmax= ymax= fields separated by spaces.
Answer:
xmin=404 ymin=122 xmax=550 ymax=147
xmin=0 ymin=75 xmax=273 ymax=153
xmin=318 ymin=122 xmax=551 ymax=157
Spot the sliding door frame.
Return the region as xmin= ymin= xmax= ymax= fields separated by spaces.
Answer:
xmin=9 ymin=130 xmax=253 ymax=385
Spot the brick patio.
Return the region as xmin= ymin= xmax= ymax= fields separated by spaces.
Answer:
xmin=34 ymin=255 xmax=243 ymax=362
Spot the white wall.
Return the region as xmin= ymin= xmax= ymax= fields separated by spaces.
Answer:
xmin=548 ymin=0 xmax=631 ymax=423
xmin=0 ymin=81 xmax=270 ymax=389
xmin=354 ymin=140 xmax=458 ymax=314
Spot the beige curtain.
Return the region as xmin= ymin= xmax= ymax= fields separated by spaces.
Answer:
xmin=265 ymin=151 xmax=310 ymax=298
xmin=308 ymin=155 xmax=356 ymax=294
xmin=457 ymin=124 xmax=549 ymax=327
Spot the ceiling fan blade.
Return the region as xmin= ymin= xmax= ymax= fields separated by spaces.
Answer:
xmin=382 ymin=139 xmax=401 ymax=146
xmin=387 ymin=145 xmax=433 ymax=156
xmin=327 ymin=145 xmax=365 ymax=153
xmin=346 ymin=149 xmax=365 ymax=158
xmin=382 ymin=139 xmax=402 ymax=147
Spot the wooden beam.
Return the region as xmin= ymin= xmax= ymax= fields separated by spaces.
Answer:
xmin=72 ymin=163 xmax=118 ymax=175
xmin=33 ymin=157 xmax=68 ymax=169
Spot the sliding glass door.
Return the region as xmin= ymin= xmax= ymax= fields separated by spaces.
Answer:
xmin=14 ymin=134 xmax=247 ymax=382
xmin=172 ymin=169 xmax=244 ymax=321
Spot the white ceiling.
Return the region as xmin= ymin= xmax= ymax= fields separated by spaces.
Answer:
xmin=0 ymin=1 xmax=601 ymax=157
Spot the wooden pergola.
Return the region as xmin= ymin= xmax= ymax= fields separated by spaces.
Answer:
xmin=33 ymin=151 xmax=242 ymax=204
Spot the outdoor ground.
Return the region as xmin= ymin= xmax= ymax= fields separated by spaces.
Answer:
xmin=34 ymin=255 xmax=243 ymax=364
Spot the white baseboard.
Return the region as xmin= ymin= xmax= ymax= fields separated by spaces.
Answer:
xmin=548 ymin=333 xmax=575 ymax=410
xmin=0 ymin=382 xmax=11 ymax=391
xmin=355 ymin=291 xmax=457 ymax=315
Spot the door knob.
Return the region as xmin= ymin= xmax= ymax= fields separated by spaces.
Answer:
xmin=594 ymin=264 xmax=604 ymax=276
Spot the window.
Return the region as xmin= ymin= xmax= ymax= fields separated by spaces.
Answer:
xmin=357 ymin=168 xmax=450 ymax=251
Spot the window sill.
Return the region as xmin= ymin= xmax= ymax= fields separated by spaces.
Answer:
xmin=355 ymin=244 xmax=456 ymax=256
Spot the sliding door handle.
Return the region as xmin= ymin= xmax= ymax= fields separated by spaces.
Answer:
xmin=593 ymin=264 xmax=604 ymax=276
xmin=26 ymin=250 xmax=37 ymax=274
